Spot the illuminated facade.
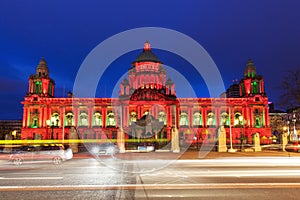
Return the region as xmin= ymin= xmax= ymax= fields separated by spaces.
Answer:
xmin=21 ymin=42 xmax=271 ymax=150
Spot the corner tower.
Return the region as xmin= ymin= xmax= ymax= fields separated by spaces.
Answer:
xmin=239 ymin=59 xmax=265 ymax=97
xmin=27 ymin=57 xmax=55 ymax=97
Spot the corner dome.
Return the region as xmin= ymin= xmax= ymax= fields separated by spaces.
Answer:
xmin=36 ymin=57 xmax=49 ymax=77
xmin=36 ymin=57 xmax=48 ymax=70
xmin=135 ymin=41 xmax=161 ymax=63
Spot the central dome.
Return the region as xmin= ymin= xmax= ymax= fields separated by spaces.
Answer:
xmin=135 ymin=41 xmax=161 ymax=63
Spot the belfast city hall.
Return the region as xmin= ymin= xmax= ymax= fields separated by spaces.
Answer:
xmin=21 ymin=41 xmax=271 ymax=152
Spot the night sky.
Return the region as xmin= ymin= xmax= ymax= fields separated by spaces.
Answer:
xmin=1 ymin=0 xmax=300 ymax=119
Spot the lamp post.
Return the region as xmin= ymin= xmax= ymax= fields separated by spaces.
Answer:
xmin=193 ymin=133 xmax=199 ymax=151
xmin=286 ymin=120 xmax=291 ymax=141
xmin=292 ymin=112 xmax=297 ymax=142
xmin=228 ymin=108 xmax=236 ymax=152
xmin=238 ymin=115 xmax=245 ymax=151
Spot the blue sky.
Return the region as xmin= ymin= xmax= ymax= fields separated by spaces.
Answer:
xmin=0 ymin=0 xmax=300 ymax=119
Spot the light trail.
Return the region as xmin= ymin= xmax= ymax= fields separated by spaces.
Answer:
xmin=0 ymin=177 xmax=63 ymax=180
xmin=1 ymin=183 xmax=300 ymax=191
xmin=141 ymin=169 xmax=300 ymax=178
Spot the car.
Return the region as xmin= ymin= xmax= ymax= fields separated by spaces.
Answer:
xmin=89 ymin=143 xmax=119 ymax=155
xmin=9 ymin=144 xmax=73 ymax=165
xmin=284 ymin=142 xmax=300 ymax=152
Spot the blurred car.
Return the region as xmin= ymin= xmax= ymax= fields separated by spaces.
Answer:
xmin=9 ymin=144 xmax=73 ymax=165
xmin=285 ymin=142 xmax=300 ymax=152
xmin=90 ymin=143 xmax=119 ymax=155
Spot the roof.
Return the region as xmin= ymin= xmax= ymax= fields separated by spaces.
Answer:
xmin=36 ymin=57 xmax=48 ymax=70
xmin=135 ymin=41 xmax=161 ymax=63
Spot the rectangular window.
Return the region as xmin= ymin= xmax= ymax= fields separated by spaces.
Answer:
xmin=241 ymin=83 xmax=245 ymax=96
xmin=48 ymin=83 xmax=52 ymax=96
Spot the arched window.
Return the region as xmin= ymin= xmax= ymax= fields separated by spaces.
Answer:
xmin=32 ymin=116 xmax=39 ymax=128
xmin=129 ymin=111 xmax=137 ymax=125
xmin=234 ymin=112 xmax=243 ymax=126
xmin=220 ymin=112 xmax=229 ymax=126
xmin=193 ymin=112 xmax=202 ymax=126
xmin=158 ymin=111 xmax=166 ymax=125
xmin=107 ymin=111 xmax=116 ymax=126
xmin=255 ymin=115 xmax=263 ymax=127
xmin=65 ymin=112 xmax=74 ymax=126
xmin=255 ymin=117 xmax=260 ymax=127
xmin=207 ymin=112 xmax=216 ymax=126
xmin=79 ymin=112 xmax=88 ymax=126
xmin=93 ymin=112 xmax=102 ymax=126
xmin=34 ymin=81 xmax=42 ymax=94
xmin=51 ymin=113 xmax=60 ymax=126
xmin=252 ymin=81 xmax=260 ymax=94
xmin=179 ymin=112 xmax=189 ymax=126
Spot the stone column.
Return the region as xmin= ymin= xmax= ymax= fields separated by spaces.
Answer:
xmin=249 ymin=107 xmax=253 ymax=127
xmin=74 ymin=107 xmax=79 ymax=127
xmin=88 ymin=107 xmax=93 ymax=128
xmin=23 ymin=107 xmax=28 ymax=127
xmin=59 ymin=107 xmax=64 ymax=127
xmin=102 ymin=107 xmax=106 ymax=128
xmin=202 ymin=107 xmax=207 ymax=127
xmin=188 ymin=107 xmax=193 ymax=128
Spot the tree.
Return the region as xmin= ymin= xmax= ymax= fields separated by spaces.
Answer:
xmin=278 ymin=67 xmax=300 ymax=110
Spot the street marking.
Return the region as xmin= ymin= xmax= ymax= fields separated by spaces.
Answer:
xmin=1 ymin=183 xmax=300 ymax=191
xmin=0 ymin=177 xmax=63 ymax=180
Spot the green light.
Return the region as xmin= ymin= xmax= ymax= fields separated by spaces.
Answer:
xmin=253 ymin=81 xmax=257 ymax=94
xmin=35 ymin=81 xmax=42 ymax=93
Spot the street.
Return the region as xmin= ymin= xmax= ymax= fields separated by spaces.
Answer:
xmin=1 ymin=154 xmax=300 ymax=199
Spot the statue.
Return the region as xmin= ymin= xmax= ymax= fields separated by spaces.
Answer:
xmin=171 ymin=126 xmax=180 ymax=153
xmin=252 ymin=132 xmax=262 ymax=152
xmin=69 ymin=127 xmax=78 ymax=153
xmin=281 ymin=132 xmax=288 ymax=151
xmin=218 ymin=126 xmax=227 ymax=152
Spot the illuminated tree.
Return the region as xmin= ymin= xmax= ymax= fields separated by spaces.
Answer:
xmin=278 ymin=67 xmax=300 ymax=110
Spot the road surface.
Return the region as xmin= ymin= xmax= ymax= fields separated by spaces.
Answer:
xmin=1 ymin=155 xmax=300 ymax=199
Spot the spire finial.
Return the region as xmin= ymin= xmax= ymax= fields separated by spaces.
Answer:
xmin=39 ymin=57 xmax=47 ymax=65
xmin=144 ymin=40 xmax=151 ymax=51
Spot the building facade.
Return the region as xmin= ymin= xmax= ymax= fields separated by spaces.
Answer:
xmin=0 ymin=120 xmax=22 ymax=140
xmin=21 ymin=42 xmax=271 ymax=150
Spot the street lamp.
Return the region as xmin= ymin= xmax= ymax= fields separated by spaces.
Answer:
xmin=287 ymin=120 xmax=290 ymax=139
xmin=238 ymin=115 xmax=246 ymax=151
xmin=292 ymin=112 xmax=297 ymax=142
xmin=228 ymin=108 xmax=236 ymax=153
xmin=193 ymin=133 xmax=199 ymax=151
xmin=283 ymin=126 xmax=287 ymax=143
